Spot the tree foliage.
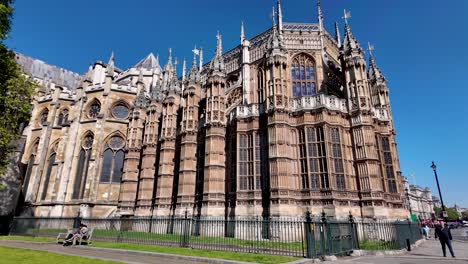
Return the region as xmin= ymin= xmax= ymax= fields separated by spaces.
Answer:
xmin=433 ymin=206 xmax=460 ymax=220
xmin=0 ymin=0 xmax=37 ymax=173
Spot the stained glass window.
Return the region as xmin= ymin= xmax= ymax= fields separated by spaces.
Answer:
xmin=330 ymin=128 xmax=346 ymax=190
xmin=298 ymin=127 xmax=329 ymax=190
xmin=88 ymin=102 xmax=101 ymax=118
xmin=72 ymin=135 xmax=93 ymax=199
xmin=112 ymin=104 xmax=129 ymax=119
xmin=100 ymin=137 xmax=125 ymax=184
xmin=291 ymin=54 xmax=316 ymax=97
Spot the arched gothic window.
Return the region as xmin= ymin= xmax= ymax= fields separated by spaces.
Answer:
xmin=40 ymin=109 xmax=49 ymax=126
xmin=23 ymin=141 xmax=39 ymax=196
xmin=257 ymin=69 xmax=265 ymax=103
xmin=72 ymin=135 xmax=93 ymax=199
xmin=40 ymin=144 xmax=57 ymax=201
xmin=88 ymin=101 xmax=101 ymax=119
xmin=291 ymin=54 xmax=316 ymax=97
xmin=57 ymin=109 xmax=69 ymax=126
xmin=100 ymin=136 xmax=125 ymax=183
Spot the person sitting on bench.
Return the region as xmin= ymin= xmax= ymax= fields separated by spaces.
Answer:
xmin=63 ymin=223 xmax=89 ymax=246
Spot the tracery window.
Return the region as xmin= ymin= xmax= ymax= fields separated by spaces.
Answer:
xmin=41 ymin=145 xmax=57 ymax=201
xmin=298 ymin=127 xmax=329 ymax=190
xmin=380 ymin=136 xmax=397 ymax=193
xmin=23 ymin=141 xmax=39 ymax=195
xmin=88 ymin=101 xmax=101 ymax=119
xmin=57 ymin=109 xmax=69 ymax=126
xmin=239 ymin=134 xmax=253 ymax=190
xmin=257 ymin=69 xmax=265 ymax=103
xmin=291 ymin=54 xmax=316 ymax=97
xmin=111 ymin=103 xmax=130 ymax=119
xmin=40 ymin=109 xmax=49 ymax=126
xmin=72 ymin=135 xmax=93 ymax=199
xmin=100 ymin=136 xmax=125 ymax=183
xmin=330 ymin=128 xmax=345 ymax=190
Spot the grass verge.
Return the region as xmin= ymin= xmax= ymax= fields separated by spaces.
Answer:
xmin=0 ymin=236 xmax=300 ymax=264
xmin=0 ymin=245 xmax=119 ymax=264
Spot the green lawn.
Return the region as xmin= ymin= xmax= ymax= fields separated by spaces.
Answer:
xmin=0 ymin=245 xmax=120 ymax=264
xmin=18 ymin=228 xmax=304 ymax=251
xmin=0 ymin=236 xmax=300 ymax=264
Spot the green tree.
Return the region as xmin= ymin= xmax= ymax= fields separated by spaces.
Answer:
xmin=433 ymin=206 xmax=460 ymax=220
xmin=0 ymin=0 xmax=37 ymax=174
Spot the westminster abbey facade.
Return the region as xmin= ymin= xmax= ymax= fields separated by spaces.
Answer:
xmin=15 ymin=1 xmax=408 ymax=219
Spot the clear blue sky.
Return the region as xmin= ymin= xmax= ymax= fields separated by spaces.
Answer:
xmin=5 ymin=0 xmax=468 ymax=207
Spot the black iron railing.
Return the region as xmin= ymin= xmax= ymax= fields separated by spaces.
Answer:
xmin=8 ymin=213 xmax=422 ymax=258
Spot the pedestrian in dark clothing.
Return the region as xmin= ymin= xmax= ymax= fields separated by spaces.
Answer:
xmin=434 ymin=223 xmax=455 ymax=258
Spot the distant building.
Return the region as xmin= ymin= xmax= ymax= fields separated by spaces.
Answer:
xmin=403 ymin=178 xmax=434 ymax=220
xmin=432 ymin=196 xmax=441 ymax=208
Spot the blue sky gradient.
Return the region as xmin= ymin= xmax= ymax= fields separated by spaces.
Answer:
xmin=6 ymin=0 xmax=468 ymax=207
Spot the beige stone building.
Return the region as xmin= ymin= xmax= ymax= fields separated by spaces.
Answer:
xmin=15 ymin=1 xmax=408 ymax=219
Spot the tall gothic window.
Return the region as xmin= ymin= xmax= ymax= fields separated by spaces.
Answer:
xmin=88 ymin=101 xmax=101 ymax=119
xmin=40 ymin=109 xmax=49 ymax=126
xmin=72 ymin=135 xmax=93 ymax=199
xmin=254 ymin=133 xmax=262 ymax=189
xmin=23 ymin=141 xmax=39 ymax=196
xmin=330 ymin=128 xmax=345 ymax=190
xmin=298 ymin=127 xmax=329 ymax=190
xmin=291 ymin=54 xmax=316 ymax=97
xmin=381 ymin=136 xmax=397 ymax=193
xmin=239 ymin=134 xmax=254 ymax=190
xmin=57 ymin=109 xmax=69 ymax=126
xmin=40 ymin=145 xmax=57 ymax=201
xmin=100 ymin=137 xmax=125 ymax=183
xmin=257 ymin=69 xmax=265 ymax=103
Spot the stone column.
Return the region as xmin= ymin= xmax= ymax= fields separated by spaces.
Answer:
xmin=154 ymin=91 xmax=180 ymax=216
xmin=118 ymin=91 xmax=147 ymax=216
xmin=135 ymin=102 xmax=162 ymax=216
xmin=202 ymin=74 xmax=227 ymax=217
xmin=176 ymin=82 xmax=201 ymax=215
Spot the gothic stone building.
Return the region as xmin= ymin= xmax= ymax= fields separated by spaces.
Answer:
xmin=16 ymin=1 xmax=407 ymax=219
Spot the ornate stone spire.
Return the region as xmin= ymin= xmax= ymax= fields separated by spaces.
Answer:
xmin=277 ymin=0 xmax=283 ymax=31
xmin=367 ymin=43 xmax=385 ymax=82
xmin=164 ymin=48 xmax=173 ymax=72
xmin=199 ymin=47 xmax=203 ymax=72
xmin=317 ymin=0 xmax=324 ymax=33
xmin=187 ymin=47 xmax=200 ymax=83
xmin=209 ymin=32 xmax=226 ymax=74
xmin=342 ymin=10 xmax=364 ymax=56
xmin=106 ymin=51 xmax=114 ymax=77
xmin=150 ymin=78 xmax=164 ymax=102
xmin=267 ymin=6 xmax=286 ymax=60
xmin=240 ymin=21 xmax=245 ymax=42
xmin=335 ymin=22 xmax=342 ymax=47
xmin=182 ymin=57 xmax=186 ymax=81
xmin=134 ymin=88 xmax=148 ymax=108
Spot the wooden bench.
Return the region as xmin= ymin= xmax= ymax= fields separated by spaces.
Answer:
xmin=57 ymin=228 xmax=94 ymax=245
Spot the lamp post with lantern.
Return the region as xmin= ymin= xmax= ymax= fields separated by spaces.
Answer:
xmin=430 ymin=161 xmax=447 ymax=222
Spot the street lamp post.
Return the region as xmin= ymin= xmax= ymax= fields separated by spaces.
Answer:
xmin=431 ymin=161 xmax=447 ymax=222
xmin=405 ymin=187 xmax=413 ymax=216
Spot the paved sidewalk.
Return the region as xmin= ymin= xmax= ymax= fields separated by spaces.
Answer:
xmin=0 ymin=240 xmax=250 ymax=264
xmin=327 ymin=239 xmax=468 ymax=264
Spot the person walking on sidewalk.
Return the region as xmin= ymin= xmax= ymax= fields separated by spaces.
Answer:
xmin=434 ymin=222 xmax=455 ymax=258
